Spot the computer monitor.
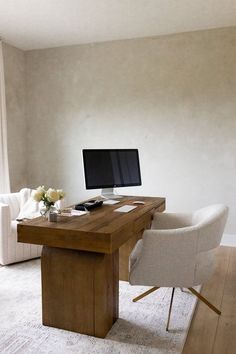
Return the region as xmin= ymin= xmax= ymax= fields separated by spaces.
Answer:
xmin=82 ymin=149 xmax=142 ymax=198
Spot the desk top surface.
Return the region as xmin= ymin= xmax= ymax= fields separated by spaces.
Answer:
xmin=18 ymin=195 xmax=165 ymax=254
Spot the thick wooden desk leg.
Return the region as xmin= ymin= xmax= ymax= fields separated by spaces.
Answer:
xmin=41 ymin=246 xmax=119 ymax=338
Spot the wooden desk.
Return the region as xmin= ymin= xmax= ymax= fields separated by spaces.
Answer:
xmin=18 ymin=195 xmax=165 ymax=338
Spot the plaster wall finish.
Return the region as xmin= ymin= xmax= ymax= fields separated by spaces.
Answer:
xmin=2 ymin=42 xmax=27 ymax=192
xmin=25 ymin=27 xmax=236 ymax=233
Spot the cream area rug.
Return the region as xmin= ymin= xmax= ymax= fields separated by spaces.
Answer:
xmin=0 ymin=260 xmax=198 ymax=354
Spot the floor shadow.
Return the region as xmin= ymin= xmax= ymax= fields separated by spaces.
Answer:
xmin=106 ymin=318 xmax=182 ymax=349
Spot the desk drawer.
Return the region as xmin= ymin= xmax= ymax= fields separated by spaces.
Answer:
xmin=156 ymin=203 xmax=165 ymax=212
xmin=134 ymin=213 xmax=152 ymax=233
xmin=134 ymin=203 xmax=165 ymax=234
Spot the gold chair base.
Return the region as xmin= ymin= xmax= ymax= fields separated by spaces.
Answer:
xmin=132 ymin=286 xmax=221 ymax=331
xmin=132 ymin=286 xmax=160 ymax=302
xmin=188 ymin=287 xmax=221 ymax=315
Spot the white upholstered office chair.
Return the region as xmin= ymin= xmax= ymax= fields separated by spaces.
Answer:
xmin=0 ymin=188 xmax=42 ymax=265
xmin=129 ymin=204 xmax=228 ymax=330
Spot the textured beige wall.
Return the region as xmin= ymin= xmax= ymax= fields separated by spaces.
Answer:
xmin=2 ymin=42 xmax=27 ymax=192
xmin=25 ymin=27 xmax=236 ymax=232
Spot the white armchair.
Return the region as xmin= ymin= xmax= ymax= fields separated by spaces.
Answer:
xmin=0 ymin=188 xmax=42 ymax=265
xmin=129 ymin=204 xmax=228 ymax=330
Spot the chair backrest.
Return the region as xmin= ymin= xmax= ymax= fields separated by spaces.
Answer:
xmin=129 ymin=204 xmax=229 ymax=288
xmin=0 ymin=192 xmax=21 ymax=220
xmin=193 ymin=204 xmax=229 ymax=253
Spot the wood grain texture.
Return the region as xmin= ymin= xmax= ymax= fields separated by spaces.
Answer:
xmin=41 ymin=246 xmax=119 ymax=338
xmin=183 ymin=246 xmax=234 ymax=354
xmin=94 ymin=250 xmax=119 ymax=337
xmin=18 ymin=196 xmax=165 ymax=254
xmin=212 ymin=247 xmax=236 ymax=354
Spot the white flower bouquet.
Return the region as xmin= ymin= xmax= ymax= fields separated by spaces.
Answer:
xmin=32 ymin=186 xmax=65 ymax=217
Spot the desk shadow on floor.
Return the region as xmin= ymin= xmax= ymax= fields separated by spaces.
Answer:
xmin=106 ymin=318 xmax=184 ymax=350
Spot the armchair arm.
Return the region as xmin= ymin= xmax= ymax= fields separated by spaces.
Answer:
xmin=0 ymin=202 xmax=11 ymax=233
xmin=152 ymin=212 xmax=193 ymax=230
xmin=129 ymin=239 xmax=143 ymax=270
xmin=129 ymin=226 xmax=198 ymax=287
xmin=0 ymin=203 xmax=11 ymax=264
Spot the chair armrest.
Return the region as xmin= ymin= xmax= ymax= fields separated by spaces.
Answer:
xmin=129 ymin=227 xmax=198 ymax=287
xmin=0 ymin=202 xmax=11 ymax=232
xmin=0 ymin=203 xmax=11 ymax=259
xmin=152 ymin=212 xmax=193 ymax=229
xmin=129 ymin=239 xmax=143 ymax=271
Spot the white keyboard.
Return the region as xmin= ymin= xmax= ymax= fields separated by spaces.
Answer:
xmin=103 ymin=199 xmax=120 ymax=205
xmin=114 ymin=205 xmax=137 ymax=213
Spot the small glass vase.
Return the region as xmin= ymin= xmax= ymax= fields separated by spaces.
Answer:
xmin=40 ymin=204 xmax=57 ymax=219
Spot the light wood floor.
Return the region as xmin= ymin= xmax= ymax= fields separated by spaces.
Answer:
xmin=183 ymin=246 xmax=236 ymax=354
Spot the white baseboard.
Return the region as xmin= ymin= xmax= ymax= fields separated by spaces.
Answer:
xmin=221 ymin=234 xmax=236 ymax=247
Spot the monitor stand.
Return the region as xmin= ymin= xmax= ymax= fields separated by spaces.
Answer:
xmin=101 ymin=188 xmax=123 ymax=200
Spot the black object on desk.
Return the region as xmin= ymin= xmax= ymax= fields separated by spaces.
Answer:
xmin=75 ymin=200 xmax=103 ymax=211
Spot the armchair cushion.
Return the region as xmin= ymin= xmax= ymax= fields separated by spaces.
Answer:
xmin=0 ymin=188 xmax=42 ymax=265
xmin=17 ymin=197 xmax=40 ymax=220
xmin=19 ymin=188 xmax=32 ymax=210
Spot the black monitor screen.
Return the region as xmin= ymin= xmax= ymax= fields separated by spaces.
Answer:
xmin=83 ymin=149 xmax=142 ymax=189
